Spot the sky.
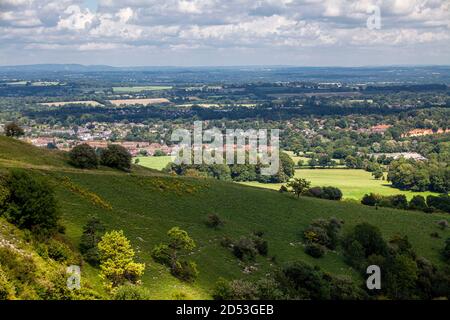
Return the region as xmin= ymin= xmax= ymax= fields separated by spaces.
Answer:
xmin=0 ymin=0 xmax=449 ymax=67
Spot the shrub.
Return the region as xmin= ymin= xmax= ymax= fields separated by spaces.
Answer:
xmin=4 ymin=122 xmax=24 ymax=137
xmin=305 ymin=186 xmax=323 ymax=198
xmin=409 ymin=195 xmax=428 ymax=211
xmin=47 ymin=239 xmax=71 ymax=262
xmin=79 ymin=216 xmax=105 ymax=265
xmin=342 ymin=223 xmax=388 ymax=269
xmin=151 ymin=244 xmax=172 ymax=266
xmin=2 ymin=170 xmax=59 ymax=236
xmin=233 ymin=237 xmax=258 ymax=261
xmin=389 ymin=194 xmax=408 ymax=210
xmin=205 ymin=213 xmax=224 ymax=229
xmin=100 ymin=144 xmax=132 ymax=171
xmin=0 ymin=266 xmax=15 ymax=300
xmin=171 ymin=260 xmax=199 ymax=283
xmin=437 ymin=220 xmax=449 ymax=230
xmin=361 ymin=193 xmax=381 ymax=206
xmin=252 ymin=234 xmax=268 ymax=256
xmin=98 ymin=230 xmax=145 ymax=288
xmin=278 ymin=185 xmax=288 ymax=193
xmin=303 ymin=217 xmax=342 ymax=250
xmin=280 ymin=261 xmax=331 ymax=300
xmin=113 ymin=284 xmax=151 ymax=300
xmin=305 ymin=243 xmax=325 ymax=258
xmin=427 ymin=195 xmax=450 ymax=213
xmin=69 ymin=144 xmax=98 ymax=169
xmin=321 ymin=186 xmax=343 ymax=201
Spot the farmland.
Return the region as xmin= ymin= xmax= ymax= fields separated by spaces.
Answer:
xmin=112 ymin=86 xmax=173 ymax=93
xmin=108 ymin=98 xmax=170 ymax=106
xmin=39 ymin=100 xmax=103 ymax=107
xmin=240 ymin=169 xmax=438 ymax=200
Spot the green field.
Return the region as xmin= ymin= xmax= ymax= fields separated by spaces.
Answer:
xmin=240 ymin=169 xmax=438 ymax=200
xmin=134 ymin=152 xmax=436 ymax=200
xmin=134 ymin=156 xmax=173 ymax=170
xmin=113 ymin=86 xmax=173 ymax=93
xmin=1 ymin=136 xmax=449 ymax=299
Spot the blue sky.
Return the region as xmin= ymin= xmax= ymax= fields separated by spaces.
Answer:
xmin=0 ymin=0 xmax=449 ymax=66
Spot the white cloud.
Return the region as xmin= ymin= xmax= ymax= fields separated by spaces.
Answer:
xmin=57 ymin=5 xmax=95 ymax=30
xmin=0 ymin=0 xmax=449 ymax=65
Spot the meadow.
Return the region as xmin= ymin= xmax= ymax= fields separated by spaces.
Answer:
xmin=240 ymin=169 xmax=437 ymax=200
xmin=2 ymin=137 xmax=448 ymax=299
xmin=134 ymin=154 xmax=434 ymax=200
xmin=134 ymin=156 xmax=173 ymax=170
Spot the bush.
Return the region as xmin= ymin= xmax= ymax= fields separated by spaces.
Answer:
xmin=171 ymin=260 xmax=199 ymax=283
xmin=437 ymin=220 xmax=449 ymax=230
xmin=321 ymin=186 xmax=343 ymax=201
xmin=47 ymin=239 xmax=71 ymax=262
xmin=280 ymin=261 xmax=331 ymax=300
xmin=100 ymin=144 xmax=132 ymax=171
xmin=409 ymin=195 xmax=428 ymax=211
xmin=151 ymin=244 xmax=172 ymax=266
xmin=427 ymin=195 xmax=450 ymax=213
xmin=79 ymin=216 xmax=105 ymax=265
xmin=305 ymin=186 xmax=323 ymax=198
xmin=0 ymin=266 xmax=15 ymax=300
xmin=305 ymin=243 xmax=325 ymax=258
xmin=252 ymin=233 xmax=268 ymax=256
xmin=205 ymin=213 xmax=224 ymax=229
xmin=2 ymin=170 xmax=60 ymax=236
xmin=278 ymin=185 xmax=288 ymax=193
xmin=4 ymin=122 xmax=24 ymax=137
xmin=98 ymin=230 xmax=145 ymax=287
xmin=342 ymin=223 xmax=388 ymax=269
xmin=389 ymin=194 xmax=408 ymax=210
xmin=69 ymin=144 xmax=98 ymax=169
xmin=361 ymin=193 xmax=381 ymax=206
xmin=233 ymin=237 xmax=258 ymax=261
xmin=303 ymin=217 xmax=343 ymax=250
xmin=114 ymin=284 xmax=151 ymax=300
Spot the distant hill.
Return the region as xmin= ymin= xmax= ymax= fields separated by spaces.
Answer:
xmin=0 ymin=136 xmax=449 ymax=299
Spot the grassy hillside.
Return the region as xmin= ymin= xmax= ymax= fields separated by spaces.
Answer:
xmin=1 ymin=136 xmax=449 ymax=299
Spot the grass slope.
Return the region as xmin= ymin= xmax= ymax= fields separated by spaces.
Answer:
xmin=1 ymin=136 xmax=449 ymax=299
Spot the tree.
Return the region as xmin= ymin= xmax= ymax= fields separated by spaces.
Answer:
xmin=152 ymin=227 xmax=198 ymax=282
xmin=342 ymin=223 xmax=388 ymax=269
xmin=408 ymin=195 xmax=427 ymax=211
xmin=97 ymin=230 xmax=145 ymax=288
xmin=2 ymin=170 xmax=59 ymax=236
xmin=361 ymin=193 xmax=381 ymax=206
xmin=100 ymin=144 xmax=132 ymax=171
xmin=372 ymin=169 xmax=384 ymax=180
xmin=4 ymin=122 xmax=24 ymax=137
xmin=287 ymin=178 xmax=311 ymax=198
xmin=168 ymin=227 xmax=196 ymax=252
xmin=69 ymin=144 xmax=98 ymax=169
xmin=79 ymin=216 xmax=105 ymax=265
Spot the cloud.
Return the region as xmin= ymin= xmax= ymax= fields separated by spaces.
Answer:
xmin=0 ymin=0 xmax=449 ymax=65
